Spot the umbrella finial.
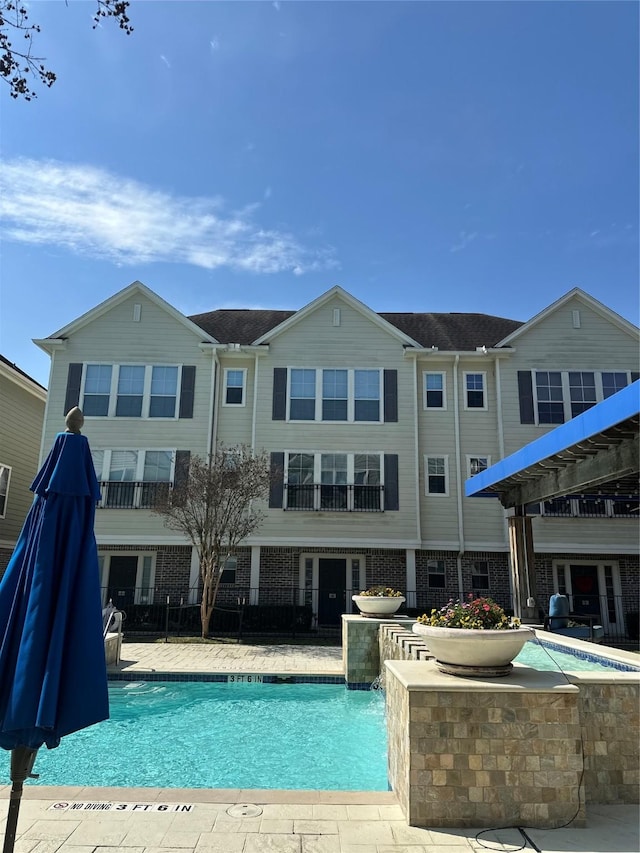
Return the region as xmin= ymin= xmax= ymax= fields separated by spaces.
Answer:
xmin=65 ymin=407 xmax=85 ymax=434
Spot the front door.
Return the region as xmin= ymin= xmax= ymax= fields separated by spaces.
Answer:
xmin=570 ymin=564 xmax=601 ymax=618
xmin=318 ymin=559 xmax=346 ymax=626
xmin=107 ymin=555 xmax=138 ymax=609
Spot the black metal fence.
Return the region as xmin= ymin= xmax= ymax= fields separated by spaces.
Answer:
xmin=102 ymin=586 xmax=638 ymax=646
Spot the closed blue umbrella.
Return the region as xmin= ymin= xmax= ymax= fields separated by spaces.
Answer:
xmin=0 ymin=409 xmax=109 ymax=853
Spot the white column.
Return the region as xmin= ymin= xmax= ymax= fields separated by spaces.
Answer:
xmin=250 ymin=545 xmax=261 ymax=605
xmin=405 ymin=549 xmax=417 ymax=608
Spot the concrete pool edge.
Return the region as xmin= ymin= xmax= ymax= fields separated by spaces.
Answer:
xmin=2 ymin=785 xmax=399 ymax=805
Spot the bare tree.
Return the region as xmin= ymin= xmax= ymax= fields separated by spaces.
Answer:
xmin=1 ymin=1 xmax=133 ymax=100
xmin=152 ymin=446 xmax=272 ymax=638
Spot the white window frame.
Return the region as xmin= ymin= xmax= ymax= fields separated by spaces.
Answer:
xmin=283 ymin=450 xmax=384 ymax=510
xmin=0 ymin=463 xmax=12 ymax=518
xmin=220 ymin=555 xmax=237 ymax=583
xmin=463 ymin=371 xmax=487 ymax=411
xmin=298 ymin=553 xmax=365 ymax=616
xmin=537 ymin=495 xmax=638 ymax=518
xmin=286 ymin=367 xmax=383 ymax=423
xmin=424 ymin=454 xmax=449 ymax=497
xmin=81 ymin=363 xmax=183 ymax=419
xmin=552 ymin=559 xmax=623 ymax=634
xmin=93 ymin=449 xmax=175 ymax=508
xmin=98 ymin=552 xmax=157 ymax=606
xmin=531 ymin=369 xmax=638 ymax=426
xmin=466 ymin=455 xmax=491 ymax=479
xmin=223 ymin=368 xmax=247 ymax=407
xmin=427 ymin=559 xmax=446 ymax=589
xmin=423 ymin=371 xmax=447 ymax=410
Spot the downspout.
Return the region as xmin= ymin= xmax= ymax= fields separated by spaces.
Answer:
xmin=251 ymin=351 xmax=259 ymax=452
xmin=452 ymin=355 xmax=465 ymax=597
xmin=209 ymin=351 xmax=220 ymax=455
xmin=412 ymin=355 xmax=422 ymax=545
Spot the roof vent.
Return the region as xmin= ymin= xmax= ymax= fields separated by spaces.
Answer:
xmin=572 ymin=309 xmax=581 ymax=329
xmin=133 ymin=303 xmax=142 ymax=322
xmin=333 ymin=308 xmax=341 ymax=327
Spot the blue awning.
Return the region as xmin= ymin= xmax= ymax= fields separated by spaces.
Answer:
xmin=466 ymin=381 xmax=639 ymax=506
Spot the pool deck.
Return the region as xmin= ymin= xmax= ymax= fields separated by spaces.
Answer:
xmin=1 ymin=640 xmax=638 ymax=853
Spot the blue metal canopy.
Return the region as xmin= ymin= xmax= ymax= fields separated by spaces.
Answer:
xmin=466 ymin=381 xmax=639 ymax=508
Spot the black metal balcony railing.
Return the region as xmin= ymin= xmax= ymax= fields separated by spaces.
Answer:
xmin=285 ymin=483 xmax=383 ymax=511
xmin=98 ymin=481 xmax=171 ymax=509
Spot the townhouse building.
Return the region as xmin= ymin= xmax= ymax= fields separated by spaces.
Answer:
xmin=34 ymin=282 xmax=639 ymax=638
xmin=0 ymin=355 xmax=47 ymax=572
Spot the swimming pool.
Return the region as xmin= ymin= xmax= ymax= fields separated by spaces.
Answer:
xmin=32 ymin=681 xmax=388 ymax=790
xmin=516 ymin=638 xmax=640 ymax=672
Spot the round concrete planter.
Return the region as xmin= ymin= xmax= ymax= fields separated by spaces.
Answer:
xmin=352 ymin=595 xmax=405 ymax=618
xmin=412 ymin=623 xmax=534 ymax=676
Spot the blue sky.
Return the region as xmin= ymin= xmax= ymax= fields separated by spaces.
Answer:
xmin=1 ymin=0 xmax=638 ymax=388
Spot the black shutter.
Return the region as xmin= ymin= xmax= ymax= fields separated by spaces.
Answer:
xmin=383 ymin=369 xmax=398 ymax=422
xmin=174 ymin=451 xmax=191 ymax=489
xmin=269 ymin=452 xmax=284 ymax=508
xmin=631 ymin=372 xmax=640 ymax=384
xmin=179 ymin=366 xmax=196 ymax=418
xmin=272 ymin=368 xmax=287 ymax=420
xmin=384 ymin=454 xmax=399 ymax=511
xmin=64 ymin=363 xmax=83 ymax=414
xmin=517 ymin=371 xmax=535 ymax=424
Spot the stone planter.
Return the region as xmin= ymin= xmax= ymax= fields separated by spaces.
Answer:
xmin=352 ymin=595 xmax=405 ymax=618
xmin=412 ymin=623 xmax=534 ymax=677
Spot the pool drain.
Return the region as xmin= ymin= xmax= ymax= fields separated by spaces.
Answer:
xmin=226 ymin=804 xmax=263 ymax=818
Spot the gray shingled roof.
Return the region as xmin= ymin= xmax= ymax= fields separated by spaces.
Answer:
xmin=188 ymin=308 xmax=523 ymax=350
xmin=0 ymin=353 xmax=47 ymax=390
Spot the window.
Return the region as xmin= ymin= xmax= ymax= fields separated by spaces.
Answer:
xmin=568 ymin=371 xmax=596 ymax=417
xmin=354 ymin=370 xmax=380 ymax=421
xmin=94 ymin=449 xmax=174 ymax=508
xmin=0 ymin=464 xmax=11 ymax=517
xmin=427 ymin=559 xmax=446 ymax=588
xmin=287 ymin=368 xmax=382 ymax=422
xmin=424 ymin=372 xmax=446 ymax=409
xmin=472 ymin=561 xmax=489 ymax=591
xmin=523 ymin=370 xmax=638 ymax=425
xmin=290 ymin=369 xmax=316 ymax=420
xmin=150 ymin=366 xmax=178 ymax=416
xmin=81 ymin=364 xmax=184 ymax=418
xmin=535 ymin=371 xmax=564 ymax=424
xmin=116 ymin=365 xmax=145 ymax=417
xmin=284 ymin=451 xmax=384 ymax=511
xmin=320 ymin=453 xmax=348 ymax=510
xmin=602 ymin=372 xmax=629 ymax=398
xmin=425 ymin=456 xmax=448 ymax=496
xmin=467 ymin=455 xmax=490 ymax=478
xmin=464 ymin=372 xmax=486 ymax=409
xmin=220 ymin=556 xmax=237 ymax=584
xmin=83 ymin=365 xmax=112 ymax=416
xmin=322 ymin=370 xmax=348 ymax=420
xmin=224 ymin=369 xmax=246 ymax=406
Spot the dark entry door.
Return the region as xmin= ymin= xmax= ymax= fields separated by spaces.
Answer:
xmin=570 ymin=564 xmax=601 ymax=617
xmin=318 ymin=559 xmax=346 ymax=626
xmin=107 ymin=555 xmax=138 ymax=609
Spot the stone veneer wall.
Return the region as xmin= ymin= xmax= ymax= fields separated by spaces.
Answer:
xmin=342 ymin=614 xmax=416 ymax=686
xmin=385 ymin=660 xmax=584 ymax=828
xmin=373 ymin=621 xmax=640 ymax=817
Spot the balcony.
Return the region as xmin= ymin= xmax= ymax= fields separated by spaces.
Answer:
xmin=98 ymin=481 xmax=171 ymax=509
xmin=284 ymin=483 xmax=384 ymax=511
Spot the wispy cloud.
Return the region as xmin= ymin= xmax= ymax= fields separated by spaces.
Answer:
xmin=210 ymin=37 xmax=220 ymax=52
xmin=160 ymin=54 xmax=171 ymax=69
xmin=449 ymin=231 xmax=478 ymax=253
xmin=273 ymin=1 xmax=281 ymax=11
xmin=0 ymin=159 xmax=338 ymax=275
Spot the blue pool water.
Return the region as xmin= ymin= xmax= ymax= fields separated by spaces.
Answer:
xmin=32 ymin=681 xmax=388 ymax=790
xmin=516 ymin=639 xmax=638 ymax=672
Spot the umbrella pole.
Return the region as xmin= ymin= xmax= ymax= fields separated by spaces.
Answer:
xmin=2 ymin=747 xmax=38 ymax=853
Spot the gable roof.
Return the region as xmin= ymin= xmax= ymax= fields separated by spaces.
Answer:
xmin=495 ymin=287 xmax=639 ymax=347
xmin=34 ymin=281 xmax=218 ymax=352
xmin=0 ymin=354 xmax=47 ymax=396
xmin=188 ymin=306 xmax=522 ymax=349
